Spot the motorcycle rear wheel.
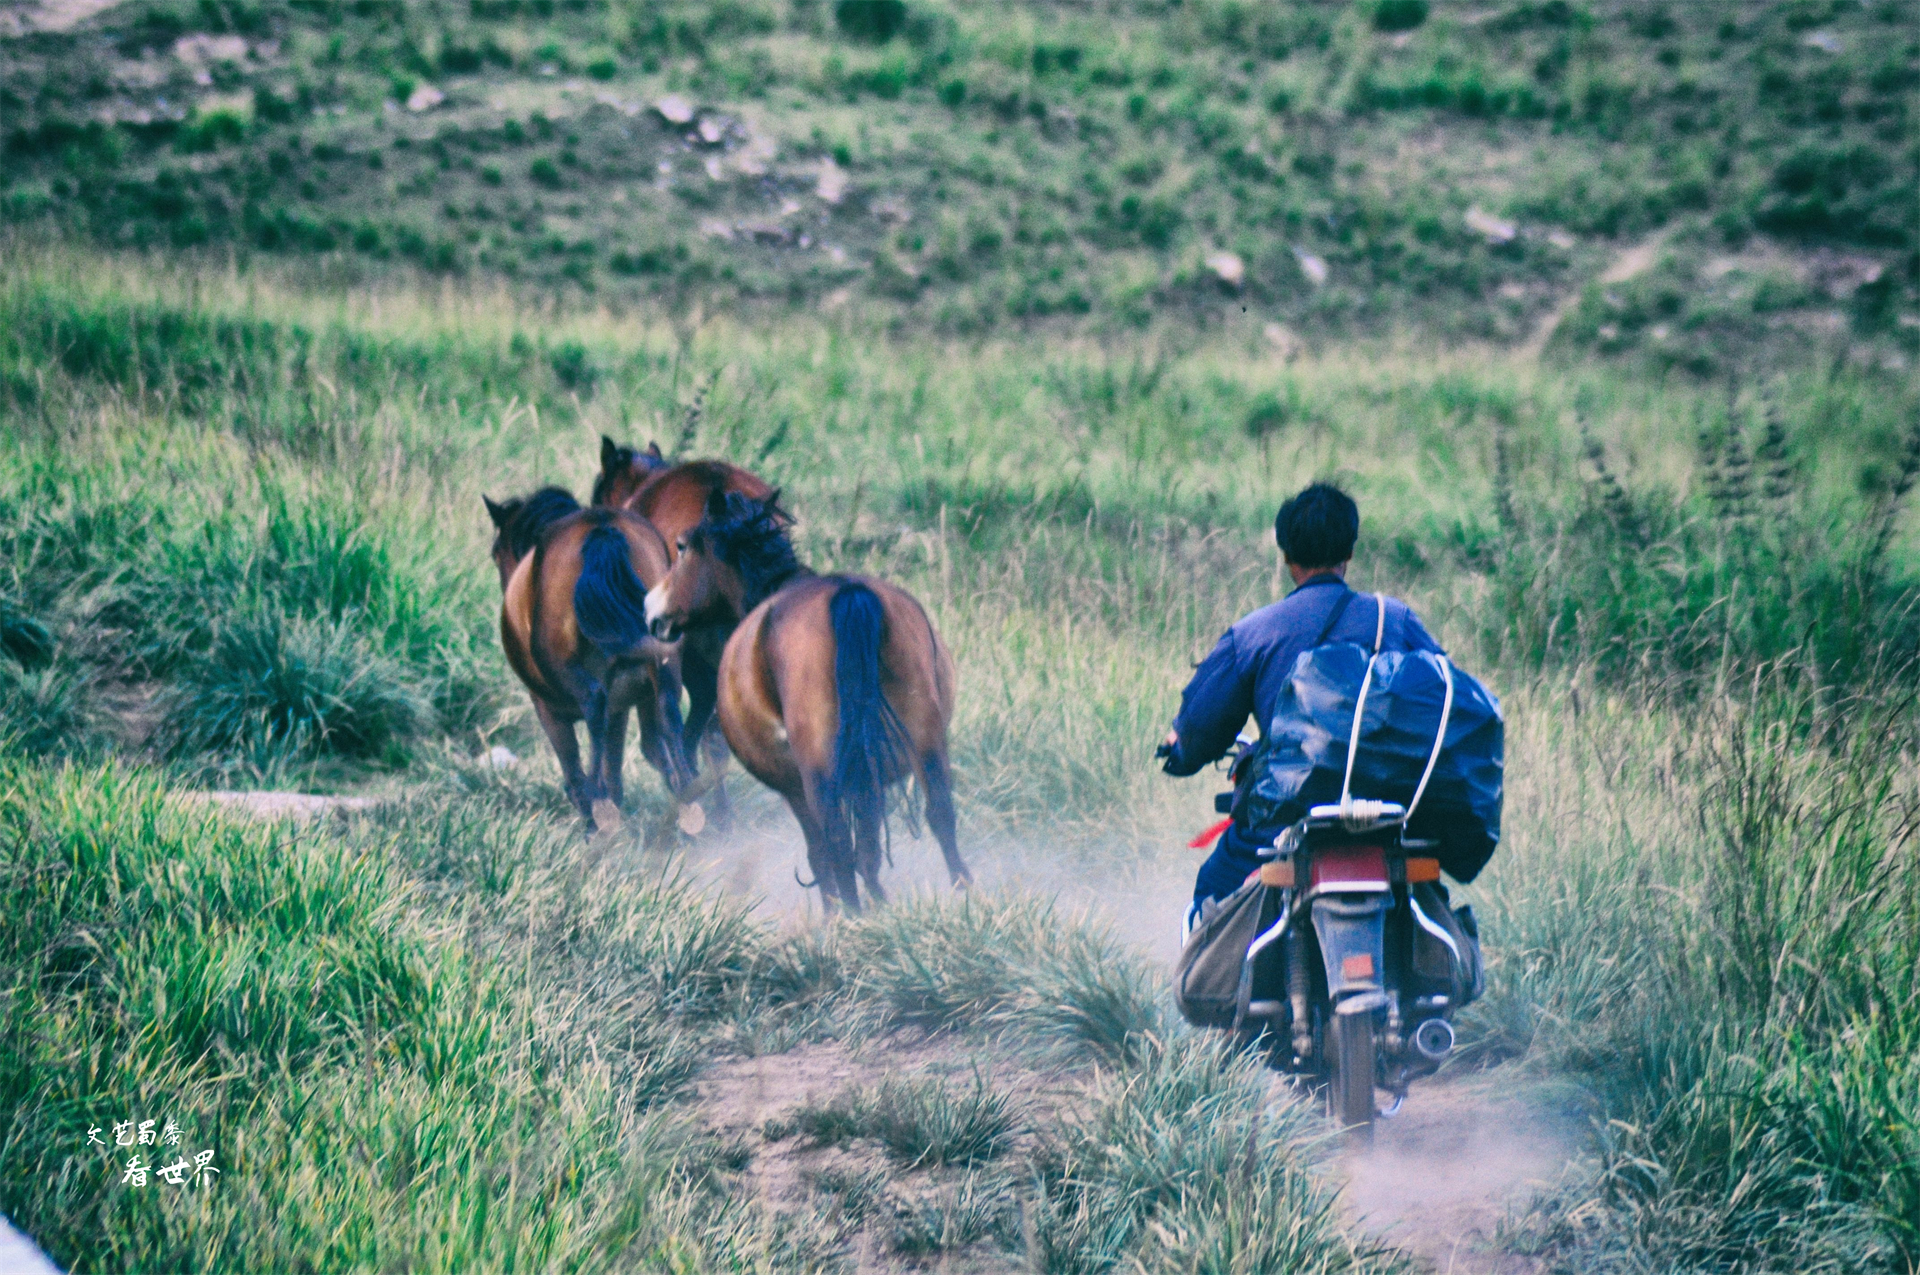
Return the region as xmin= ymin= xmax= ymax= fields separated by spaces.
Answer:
xmin=1328 ymin=1011 xmax=1376 ymax=1138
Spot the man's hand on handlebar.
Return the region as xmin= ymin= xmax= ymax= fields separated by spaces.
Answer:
xmin=1154 ymin=730 xmax=1178 ymax=765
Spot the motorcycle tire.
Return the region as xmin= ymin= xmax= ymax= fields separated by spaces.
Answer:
xmin=1328 ymin=1011 xmax=1376 ymax=1139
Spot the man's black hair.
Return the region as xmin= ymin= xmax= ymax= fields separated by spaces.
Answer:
xmin=1274 ymin=483 xmax=1359 ymax=568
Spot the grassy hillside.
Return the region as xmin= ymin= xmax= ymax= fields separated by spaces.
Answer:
xmin=1 ymin=245 xmax=1917 ymax=1270
xmin=3 ymin=0 xmax=1916 ymax=367
xmin=5 ymin=247 xmax=1916 ymax=809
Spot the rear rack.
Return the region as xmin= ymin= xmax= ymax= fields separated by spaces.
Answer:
xmin=1306 ymin=800 xmax=1406 ymax=832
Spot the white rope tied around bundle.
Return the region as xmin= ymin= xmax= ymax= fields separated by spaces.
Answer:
xmin=1335 ymin=592 xmax=1456 ymax=827
xmin=1337 ymin=594 xmax=1388 ymax=817
xmin=1404 ymin=657 xmax=1455 ymax=824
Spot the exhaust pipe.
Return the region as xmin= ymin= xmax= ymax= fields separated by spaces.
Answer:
xmin=1412 ymin=1017 xmax=1455 ymax=1062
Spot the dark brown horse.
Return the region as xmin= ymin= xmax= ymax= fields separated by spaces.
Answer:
xmin=484 ymin=487 xmax=691 ymax=832
xmin=643 ymin=489 xmax=971 ymax=911
xmin=594 ymin=438 xmax=787 ymax=829
xmin=594 ymin=439 xmax=784 ymax=546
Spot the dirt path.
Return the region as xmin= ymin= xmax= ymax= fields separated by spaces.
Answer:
xmin=1523 ymin=229 xmax=1672 ymax=359
xmin=693 ymin=1037 xmax=1073 ymax=1274
xmin=183 ymin=785 xmax=1593 ymax=1269
xmin=0 ymin=0 xmax=123 ymax=35
xmin=175 ymin=790 xmax=385 ymax=820
xmin=1338 ymin=1072 xmax=1589 ymax=1273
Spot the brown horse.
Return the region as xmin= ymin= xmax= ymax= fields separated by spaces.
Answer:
xmin=643 ymin=488 xmax=971 ymax=911
xmin=593 ymin=438 xmax=783 ymax=546
xmin=484 ymin=486 xmax=692 ymax=832
xmin=594 ymin=438 xmax=787 ymax=829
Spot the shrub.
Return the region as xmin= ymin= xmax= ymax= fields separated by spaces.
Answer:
xmin=835 ymin=0 xmax=908 ymax=43
xmin=1373 ymin=0 xmax=1428 ymax=33
xmin=163 ymin=610 xmax=429 ymax=768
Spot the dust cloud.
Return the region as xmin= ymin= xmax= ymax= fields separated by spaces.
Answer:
xmin=649 ymin=786 xmax=1589 ymax=1275
xmin=656 ymin=784 xmax=1199 ymax=965
xmin=1337 ymin=1075 xmax=1588 ymax=1274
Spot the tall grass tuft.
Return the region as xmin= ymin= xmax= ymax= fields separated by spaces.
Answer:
xmin=162 ymin=610 xmax=429 ymax=776
xmin=1026 ymin=1035 xmax=1395 ymax=1274
xmin=1471 ymin=671 xmax=1920 ymax=1269
xmin=865 ymin=1072 xmax=1021 ymax=1168
xmin=835 ymin=893 xmax=1164 ymax=1061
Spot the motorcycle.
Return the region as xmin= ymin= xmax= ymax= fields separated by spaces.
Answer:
xmin=1178 ymin=631 xmax=1497 ymax=1139
xmin=1194 ymin=732 xmax=1481 ymax=1137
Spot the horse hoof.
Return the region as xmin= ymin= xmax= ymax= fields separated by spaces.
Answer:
xmin=676 ymin=801 xmax=707 ymax=836
xmin=591 ymin=799 xmax=624 ymax=833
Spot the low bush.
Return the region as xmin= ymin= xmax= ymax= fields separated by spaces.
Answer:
xmin=161 ymin=610 xmax=429 ymax=772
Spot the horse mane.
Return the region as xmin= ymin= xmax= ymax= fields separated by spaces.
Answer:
xmin=505 ymin=486 xmax=581 ymax=559
xmin=700 ymin=491 xmax=808 ymax=611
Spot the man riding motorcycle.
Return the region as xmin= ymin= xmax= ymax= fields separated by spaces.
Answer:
xmin=1157 ymin=483 xmax=1445 ymax=933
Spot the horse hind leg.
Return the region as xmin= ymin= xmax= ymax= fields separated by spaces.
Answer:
xmin=679 ymin=649 xmax=731 ymax=831
xmin=534 ymin=698 xmax=596 ymax=826
xmin=853 ymin=803 xmax=888 ymax=908
xmin=924 ymin=753 xmax=972 ymax=888
xmin=791 ymin=798 xmax=844 ymax=916
xmin=600 ymin=696 xmax=629 ymax=811
xmin=810 ymin=780 xmax=864 ymax=914
xmin=634 ymin=665 xmax=693 ymax=800
xmin=581 ymin=681 xmax=622 ymax=834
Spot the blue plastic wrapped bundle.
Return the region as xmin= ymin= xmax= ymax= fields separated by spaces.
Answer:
xmin=1241 ymin=645 xmax=1504 ymax=882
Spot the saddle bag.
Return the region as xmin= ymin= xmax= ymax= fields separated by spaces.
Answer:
xmin=1173 ymin=879 xmax=1278 ymax=1029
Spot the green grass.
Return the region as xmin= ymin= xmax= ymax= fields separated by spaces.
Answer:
xmin=1028 ymin=1035 xmax=1397 ymax=1275
xmin=0 ymin=759 xmax=772 ymax=1271
xmin=0 ymin=239 xmax=1917 ymax=1270
xmin=767 ymin=1071 xmax=1021 ymax=1167
xmin=0 ymin=755 xmax=1380 ymax=1272
xmin=1469 ymin=675 xmax=1920 ymax=1271
xmin=1 ymin=0 xmax=1913 ymax=363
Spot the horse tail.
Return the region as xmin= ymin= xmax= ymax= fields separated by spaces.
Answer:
xmin=573 ymin=520 xmax=653 ymax=655
xmin=823 ymin=581 xmax=915 ymax=843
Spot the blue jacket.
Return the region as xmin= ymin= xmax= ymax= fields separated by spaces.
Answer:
xmin=1168 ymin=574 xmax=1445 ymax=903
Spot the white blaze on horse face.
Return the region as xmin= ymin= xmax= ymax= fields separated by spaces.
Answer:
xmin=644 ymin=582 xmax=668 ymax=626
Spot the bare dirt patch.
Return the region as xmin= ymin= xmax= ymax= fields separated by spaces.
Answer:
xmin=0 ymin=0 xmax=123 ymax=36
xmin=1337 ymin=1072 xmax=1590 ymax=1274
xmin=693 ymin=1035 xmax=1081 ymax=1273
xmin=1524 ymin=229 xmax=1674 ymax=358
xmin=175 ymin=790 xmax=385 ymax=821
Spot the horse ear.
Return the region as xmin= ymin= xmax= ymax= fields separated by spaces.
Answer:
xmin=483 ymin=495 xmax=508 ymax=527
xmin=645 ymin=440 xmax=664 ymax=460
xmin=705 ymin=486 xmax=730 ymax=519
xmin=600 ymin=435 xmax=623 ymax=472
